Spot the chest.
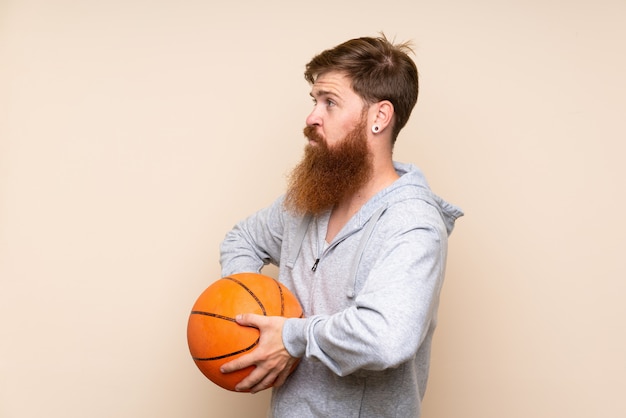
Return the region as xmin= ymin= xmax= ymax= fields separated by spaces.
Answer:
xmin=278 ymin=216 xmax=378 ymax=316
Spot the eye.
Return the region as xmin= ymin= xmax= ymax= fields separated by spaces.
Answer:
xmin=310 ymin=96 xmax=336 ymax=108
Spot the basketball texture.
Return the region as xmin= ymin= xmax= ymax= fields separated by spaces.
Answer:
xmin=187 ymin=273 xmax=303 ymax=391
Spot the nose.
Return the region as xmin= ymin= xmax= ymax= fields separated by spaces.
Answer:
xmin=306 ymin=107 xmax=322 ymax=127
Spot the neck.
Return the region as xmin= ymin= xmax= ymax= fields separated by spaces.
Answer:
xmin=326 ymin=160 xmax=398 ymax=242
xmin=341 ymin=161 xmax=398 ymax=211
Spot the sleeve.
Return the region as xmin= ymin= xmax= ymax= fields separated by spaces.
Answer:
xmin=283 ymin=214 xmax=448 ymax=376
xmin=219 ymin=196 xmax=286 ymax=276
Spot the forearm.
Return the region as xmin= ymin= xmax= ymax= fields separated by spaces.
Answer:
xmin=282 ymin=230 xmax=446 ymax=376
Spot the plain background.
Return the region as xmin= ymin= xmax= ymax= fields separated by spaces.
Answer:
xmin=1 ymin=0 xmax=625 ymax=417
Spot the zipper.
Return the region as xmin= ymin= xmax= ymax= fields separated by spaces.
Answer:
xmin=311 ymin=216 xmax=329 ymax=272
xmin=310 ymin=204 xmax=386 ymax=274
xmin=310 ymin=219 xmax=353 ymax=272
xmin=311 ymin=258 xmax=320 ymax=272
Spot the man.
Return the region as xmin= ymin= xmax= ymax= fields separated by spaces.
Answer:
xmin=219 ymin=35 xmax=463 ymax=417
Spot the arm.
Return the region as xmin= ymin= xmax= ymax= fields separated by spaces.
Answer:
xmin=284 ymin=221 xmax=448 ymax=376
xmin=222 ymin=218 xmax=448 ymax=393
xmin=221 ymin=223 xmax=446 ymax=390
xmin=220 ymin=196 xmax=286 ymax=276
xmin=220 ymin=199 xmax=449 ymax=384
xmin=218 ymin=196 xmax=297 ymax=393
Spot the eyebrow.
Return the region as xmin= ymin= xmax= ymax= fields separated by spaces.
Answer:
xmin=310 ymin=89 xmax=340 ymax=99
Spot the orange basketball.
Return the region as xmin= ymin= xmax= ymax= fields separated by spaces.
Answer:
xmin=187 ymin=272 xmax=303 ymax=391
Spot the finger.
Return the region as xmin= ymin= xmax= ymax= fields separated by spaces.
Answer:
xmin=236 ymin=355 xmax=297 ymax=393
xmin=234 ymin=363 xmax=276 ymax=393
xmin=273 ymin=358 xmax=298 ymax=388
xmin=235 ymin=313 xmax=266 ymax=328
xmin=272 ymin=370 xmax=289 ymax=389
xmin=248 ymin=374 xmax=278 ymax=394
xmin=246 ymin=368 xmax=281 ymax=394
xmin=220 ymin=352 xmax=255 ymax=374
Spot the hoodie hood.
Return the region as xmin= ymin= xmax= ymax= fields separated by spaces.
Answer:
xmin=360 ymin=161 xmax=464 ymax=236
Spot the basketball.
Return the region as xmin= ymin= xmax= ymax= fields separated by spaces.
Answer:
xmin=187 ymin=272 xmax=303 ymax=391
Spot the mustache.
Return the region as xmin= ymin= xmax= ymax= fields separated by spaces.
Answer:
xmin=303 ymin=125 xmax=324 ymax=143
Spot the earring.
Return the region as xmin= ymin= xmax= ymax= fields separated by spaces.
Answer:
xmin=372 ymin=125 xmax=380 ymax=133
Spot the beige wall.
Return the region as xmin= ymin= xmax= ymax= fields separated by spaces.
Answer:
xmin=1 ymin=1 xmax=625 ymax=417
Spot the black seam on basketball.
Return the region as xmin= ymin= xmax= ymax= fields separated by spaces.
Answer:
xmin=224 ymin=275 xmax=267 ymax=315
xmin=276 ymin=281 xmax=285 ymax=316
xmin=192 ymin=338 xmax=259 ymax=361
xmin=190 ymin=310 xmax=236 ymax=322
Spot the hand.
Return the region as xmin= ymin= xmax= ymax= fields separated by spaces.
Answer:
xmin=220 ymin=313 xmax=299 ymax=394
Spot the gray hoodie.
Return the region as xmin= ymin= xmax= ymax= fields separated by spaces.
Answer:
xmin=220 ymin=162 xmax=463 ymax=417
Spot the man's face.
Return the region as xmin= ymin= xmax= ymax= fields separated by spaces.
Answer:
xmin=305 ymin=71 xmax=369 ymax=149
xmin=284 ymin=105 xmax=373 ymax=216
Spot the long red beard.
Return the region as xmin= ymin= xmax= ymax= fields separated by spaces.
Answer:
xmin=284 ymin=118 xmax=373 ymax=216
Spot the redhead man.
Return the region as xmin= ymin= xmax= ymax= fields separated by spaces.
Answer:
xmin=219 ymin=35 xmax=463 ymax=417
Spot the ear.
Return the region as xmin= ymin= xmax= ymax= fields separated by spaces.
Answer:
xmin=370 ymin=100 xmax=394 ymax=134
